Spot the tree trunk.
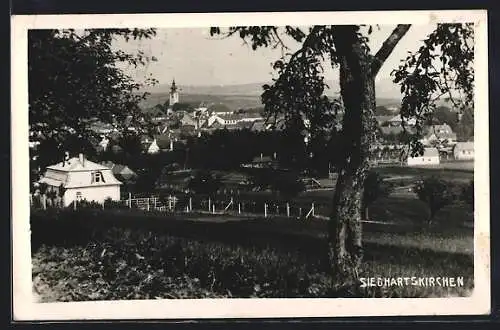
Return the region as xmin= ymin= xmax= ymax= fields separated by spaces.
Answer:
xmin=328 ymin=26 xmax=378 ymax=283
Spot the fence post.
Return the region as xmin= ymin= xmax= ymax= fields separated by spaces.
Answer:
xmin=238 ymin=203 xmax=241 ymax=214
xmin=264 ymin=203 xmax=267 ymax=218
xmin=299 ymin=207 xmax=302 ymax=217
xmin=311 ymin=203 xmax=315 ymax=217
xmin=208 ymin=198 xmax=211 ymax=212
xmin=168 ymin=195 xmax=172 ymax=211
xmin=29 ymin=194 xmax=33 ymax=207
xmin=212 ymin=204 xmax=215 ymax=214
xmin=147 ymin=198 xmax=150 ymax=211
xmin=286 ymin=203 xmax=290 ymax=217
xmin=128 ymin=193 xmax=131 ymax=209
xmin=189 ymin=197 xmax=192 ymax=212
xmin=73 ymin=199 xmax=76 ymax=211
xmin=276 ymin=205 xmax=279 ymax=215
xmin=42 ymin=194 xmax=46 ymax=210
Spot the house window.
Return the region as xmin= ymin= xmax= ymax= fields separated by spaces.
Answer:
xmin=91 ymin=171 xmax=105 ymax=183
xmin=76 ymin=192 xmax=82 ymax=200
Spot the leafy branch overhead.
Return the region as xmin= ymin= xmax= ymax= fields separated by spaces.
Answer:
xmin=210 ymin=24 xmax=474 ymax=157
xmin=29 ymin=28 xmax=159 ymax=152
xmin=210 ymin=24 xmax=475 ymax=279
xmin=391 ymin=23 xmax=474 ymax=156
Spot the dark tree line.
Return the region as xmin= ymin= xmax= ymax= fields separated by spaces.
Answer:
xmin=29 ymin=28 xmax=158 ymax=172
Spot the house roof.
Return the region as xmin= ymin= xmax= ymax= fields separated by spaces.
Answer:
xmin=387 ymin=115 xmax=417 ymax=126
xmin=454 ymin=141 xmax=474 ymax=151
xmin=425 ymin=124 xmax=453 ymax=134
xmin=375 ymin=115 xmax=394 ymax=124
xmin=380 ymin=126 xmax=403 ymax=135
xmin=101 ymin=161 xmax=137 ymax=177
xmin=47 ymin=156 xmax=110 ymax=172
xmin=41 ymin=159 xmax=122 ymax=188
xmin=250 ymin=121 xmax=266 ymax=131
xmin=180 ymin=114 xmax=197 ymax=126
xmin=409 ymin=147 xmax=440 ymax=158
xmin=424 ymin=125 xmax=457 ymax=140
xmin=251 ymin=155 xmax=274 ymax=163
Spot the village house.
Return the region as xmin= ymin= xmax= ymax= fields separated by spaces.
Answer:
xmin=406 ymin=147 xmax=440 ymax=166
xmin=38 ymin=153 xmax=122 ymax=206
xmin=101 ymin=161 xmax=138 ymax=183
xmin=242 ymin=153 xmax=279 ymax=169
xmin=145 ymin=134 xmax=175 ymax=154
xmin=180 ymin=113 xmax=199 ymax=129
xmin=420 ymin=124 xmax=457 ymax=146
xmin=453 ymin=141 xmax=474 ymax=160
xmin=386 ymin=115 xmax=417 ymax=127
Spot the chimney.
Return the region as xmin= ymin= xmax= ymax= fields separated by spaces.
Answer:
xmin=79 ymin=153 xmax=85 ymax=167
xmin=63 ymin=151 xmax=70 ymax=166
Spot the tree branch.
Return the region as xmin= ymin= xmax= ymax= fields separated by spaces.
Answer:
xmin=372 ymin=24 xmax=412 ymax=76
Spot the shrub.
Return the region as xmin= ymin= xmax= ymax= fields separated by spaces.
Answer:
xmin=188 ymin=171 xmax=222 ymax=195
xmin=104 ymin=198 xmax=129 ymax=210
xmin=414 ymin=177 xmax=456 ymax=225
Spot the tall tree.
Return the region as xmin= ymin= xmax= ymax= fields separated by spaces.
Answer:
xmin=29 ymin=28 xmax=158 ymax=168
xmin=362 ymin=172 xmax=393 ymax=221
xmin=210 ymin=24 xmax=474 ymax=282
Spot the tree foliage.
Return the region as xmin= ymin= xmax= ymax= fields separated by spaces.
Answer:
xmin=392 ymin=24 xmax=474 ymax=156
xmin=414 ymin=177 xmax=455 ymax=224
xmin=29 ymin=28 xmax=158 ymax=167
xmin=188 ymin=171 xmax=223 ymax=195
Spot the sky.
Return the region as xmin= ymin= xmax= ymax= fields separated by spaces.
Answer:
xmin=113 ymin=25 xmax=438 ymax=92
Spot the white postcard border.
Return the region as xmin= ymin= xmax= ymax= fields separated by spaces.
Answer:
xmin=11 ymin=10 xmax=490 ymax=320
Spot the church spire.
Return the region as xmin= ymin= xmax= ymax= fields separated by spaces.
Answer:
xmin=170 ymin=79 xmax=177 ymax=93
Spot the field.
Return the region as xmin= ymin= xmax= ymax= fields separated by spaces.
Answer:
xmin=31 ymin=206 xmax=473 ymax=302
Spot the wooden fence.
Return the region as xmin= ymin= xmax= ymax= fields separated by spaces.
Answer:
xmin=119 ymin=193 xmax=319 ymax=220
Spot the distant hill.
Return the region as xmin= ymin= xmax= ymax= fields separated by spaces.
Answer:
xmin=139 ymin=79 xmax=405 ymax=112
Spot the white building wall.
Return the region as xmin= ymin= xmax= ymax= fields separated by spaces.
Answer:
xmin=63 ymin=185 xmax=121 ymax=206
xmin=407 ymin=156 xmax=440 ymax=166
xmin=454 ymin=149 xmax=474 ymax=160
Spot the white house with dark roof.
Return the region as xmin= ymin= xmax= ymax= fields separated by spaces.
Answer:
xmin=407 ymin=147 xmax=440 ymax=166
xmin=38 ymin=153 xmax=122 ymax=206
xmin=453 ymin=141 xmax=474 ymax=160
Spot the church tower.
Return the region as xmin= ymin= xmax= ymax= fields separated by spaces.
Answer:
xmin=169 ymin=79 xmax=180 ymax=106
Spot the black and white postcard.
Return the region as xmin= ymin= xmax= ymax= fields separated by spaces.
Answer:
xmin=12 ymin=10 xmax=490 ymax=320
